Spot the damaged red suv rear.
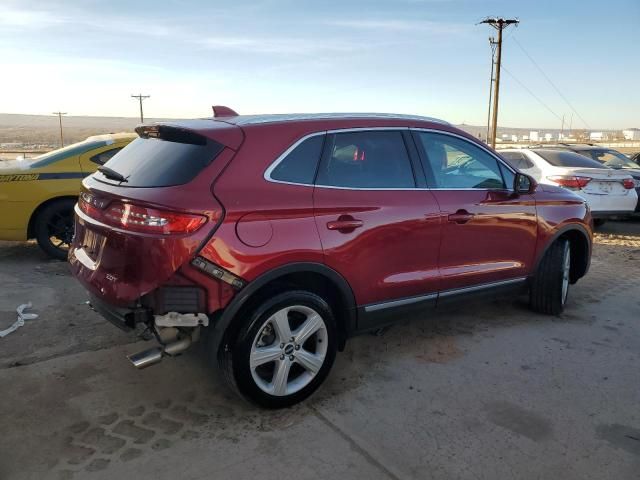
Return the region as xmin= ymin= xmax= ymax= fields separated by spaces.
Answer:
xmin=69 ymin=108 xmax=592 ymax=408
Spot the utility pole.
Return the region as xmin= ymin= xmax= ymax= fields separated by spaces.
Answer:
xmin=131 ymin=93 xmax=150 ymax=122
xmin=52 ymin=111 xmax=67 ymax=147
xmin=480 ymin=17 xmax=519 ymax=148
xmin=486 ymin=37 xmax=498 ymax=144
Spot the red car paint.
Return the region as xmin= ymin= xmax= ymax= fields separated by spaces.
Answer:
xmin=69 ymin=113 xmax=592 ymax=335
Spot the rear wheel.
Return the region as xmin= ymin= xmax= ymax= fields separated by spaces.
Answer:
xmin=221 ymin=291 xmax=337 ymax=408
xmin=34 ymin=198 xmax=76 ymax=260
xmin=530 ymin=238 xmax=571 ymax=315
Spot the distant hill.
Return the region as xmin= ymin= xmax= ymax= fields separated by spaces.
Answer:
xmin=0 ymin=113 xmax=621 ymax=148
xmin=0 ymin=113 xmax=176 ymax=146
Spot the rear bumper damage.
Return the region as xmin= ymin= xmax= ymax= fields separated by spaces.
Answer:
xmin=87 ymin=292 xmax=210 ymax=369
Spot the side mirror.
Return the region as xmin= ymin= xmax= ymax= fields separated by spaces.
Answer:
xmin=514 ymin=173 xmax=536 ymax=194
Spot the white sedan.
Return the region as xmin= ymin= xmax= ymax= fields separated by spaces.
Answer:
xmin=500 ymin=148 xmax=637 ymax=221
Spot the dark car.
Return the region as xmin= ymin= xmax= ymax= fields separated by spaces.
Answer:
xmin=631 ymin=151 xmax=640 ymax=167
xmin=534 ymin=144 xmax=640 ymax=211
xmin=69 ymin=108 xmax=593 ymax=408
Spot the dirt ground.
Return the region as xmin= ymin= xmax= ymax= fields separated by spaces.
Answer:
xmin=0 ymin=221 xmax=639 ymax=480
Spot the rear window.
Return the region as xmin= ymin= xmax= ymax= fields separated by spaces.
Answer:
xmin=501 ymin=151 xmax=535 ymax=169
xmin=534 ymin=150 xmax=603 ymax=168
xmin=95 ymin=136 xmax=223 ymax=187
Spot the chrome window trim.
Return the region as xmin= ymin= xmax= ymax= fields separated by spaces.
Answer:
xmin=263 ymin=130 xmax=327 ymax=187
xmin=263 ymin=127 xmax=519 ymax=192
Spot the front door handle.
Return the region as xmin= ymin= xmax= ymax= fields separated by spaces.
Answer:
xmin=327 ymin=215 xmax=364 ymax=232
xmin=448 ymin=210 xmax=474 ymax=224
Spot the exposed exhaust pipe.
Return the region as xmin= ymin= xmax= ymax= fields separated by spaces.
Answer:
xmin=127 ymin=334 xmax=193 ymax=369
xmin=128 ymin=347 xmax=163 ymax=369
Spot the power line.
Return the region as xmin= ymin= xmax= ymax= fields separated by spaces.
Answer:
xmin=131 ymin=93 xmax=150 ymax=122
xmin=52 ymin=111 xmax=67 ymax=147
xmin=511 ymin=35 xmax=591 ymax=130
xmin=500 ymin=64 xmax=564 ymax=123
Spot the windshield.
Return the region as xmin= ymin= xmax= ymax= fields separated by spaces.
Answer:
xmin=584 ymin=149 xmax=638 ymax=169
xmin=534 ymin=150 xmax=604 ymax=168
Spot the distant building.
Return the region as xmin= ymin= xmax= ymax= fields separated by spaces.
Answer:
xmin=590 ymin=132 xmax=605 ymax=141
xmin=522 ymin=135 xmax=529 ymax=141
xmin=530 ymin=131 xmax=539 ymax=142
xmin=623 ymin=128 xmax=640 ymax=140
xmin=511 ymin=135 xmax=518 ymax=142
xmin=544 ymin=133 xmax=553 ymax=142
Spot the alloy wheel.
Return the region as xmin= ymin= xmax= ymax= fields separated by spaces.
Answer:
xmin=249 ymin=305 xmax=328 ymax=396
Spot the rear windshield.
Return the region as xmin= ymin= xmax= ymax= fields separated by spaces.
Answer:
xmin=95 ymin=136 xmax=223 ymax=187
xmin=534 ymin=150 xmax=603 ymax=168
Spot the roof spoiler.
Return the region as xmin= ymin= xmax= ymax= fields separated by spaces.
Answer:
xmin=212 ymin=106 xmax=239 ymax=118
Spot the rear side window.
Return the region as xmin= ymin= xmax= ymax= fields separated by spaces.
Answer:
xmin=95 ymin=136 xmax=223 ymax=187
xmin=316 ymin=131 xmax=415 ymax=188
xmin=90 ymin=147 xmax=122 ymax=165
xmin=534 ymin=150 xmax=603 ymax=168
xmin=269 ymin=134 xmax=325 ymax=184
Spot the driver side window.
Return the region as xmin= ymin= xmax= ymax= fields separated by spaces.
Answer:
xmin=416 ymin=132 xmax=506 ymax=189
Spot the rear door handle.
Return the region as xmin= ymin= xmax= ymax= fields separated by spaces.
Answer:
xmin=327 ymin=216 xmax=364 ymax=231
xmin=448 ymin=210 xmax=474 ymax=224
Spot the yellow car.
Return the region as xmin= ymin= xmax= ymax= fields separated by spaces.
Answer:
xmin=0 ymin=133 xmax=136 ymax=259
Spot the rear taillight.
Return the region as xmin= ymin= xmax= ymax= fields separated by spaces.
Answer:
xmin=78 ymin=194 xmax=206 ymax=234
xmin=622 ymin=178 xmax=635 ymax=190
xmin=547 ymin=175 xmax=592 ymax=189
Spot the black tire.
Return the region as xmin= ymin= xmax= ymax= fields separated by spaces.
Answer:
xmin=34 ymin=198 xmax=77 ymax=260
xmin=529 ymin=238 xmax=571 ymax=315
xmin=220 ymin=290 xmax=337 ymax=409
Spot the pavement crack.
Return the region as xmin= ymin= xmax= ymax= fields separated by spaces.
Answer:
xmin=310 ymin=405 xmax=410 ymax=480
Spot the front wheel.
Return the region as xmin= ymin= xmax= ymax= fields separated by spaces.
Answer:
xmin=34 ymin=198 xmax=77 ymax=260
xmin=529 ymin=239 xmax=571 ymax=315
xmin=221 ymin=291 xmax=337 ymax=408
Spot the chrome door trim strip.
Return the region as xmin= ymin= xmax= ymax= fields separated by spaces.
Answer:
xmin=363 ymin=276 xmax=527 ymax=313
xmin=438 ymin=277 xmax=527 ymax=298
xmin=364 ymin=293 xmax=438 ymax=313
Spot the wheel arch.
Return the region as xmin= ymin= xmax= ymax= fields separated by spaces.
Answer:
xmin=534 ymin=224 xmax=591 ymax=283
xmin=27 ymin=195 xmax=78 ymax=239
xmin=210 ymin=262 xmax=357 ymax=356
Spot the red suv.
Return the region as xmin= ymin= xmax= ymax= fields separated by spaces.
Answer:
xmin=70 ymin=108 xmax=592 ymax=408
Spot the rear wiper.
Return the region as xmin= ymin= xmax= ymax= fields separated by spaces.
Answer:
xmin=98 ymin=166 xmax=128 ymax=183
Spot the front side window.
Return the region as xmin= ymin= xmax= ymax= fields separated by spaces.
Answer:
xmin=269 ymin=134 xmax=325 ymax=184
xmin=316 ymin=131 xmax=415 ymax=188
xmin=416 ymin=132 xmax=506 ymax=189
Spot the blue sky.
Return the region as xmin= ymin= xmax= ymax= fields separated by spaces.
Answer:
xmin=0 ymin=0 xmax=638 ymax=129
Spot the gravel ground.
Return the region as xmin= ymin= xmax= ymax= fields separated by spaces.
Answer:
xmin=0 ymin=221 xmax=639 ymax=480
